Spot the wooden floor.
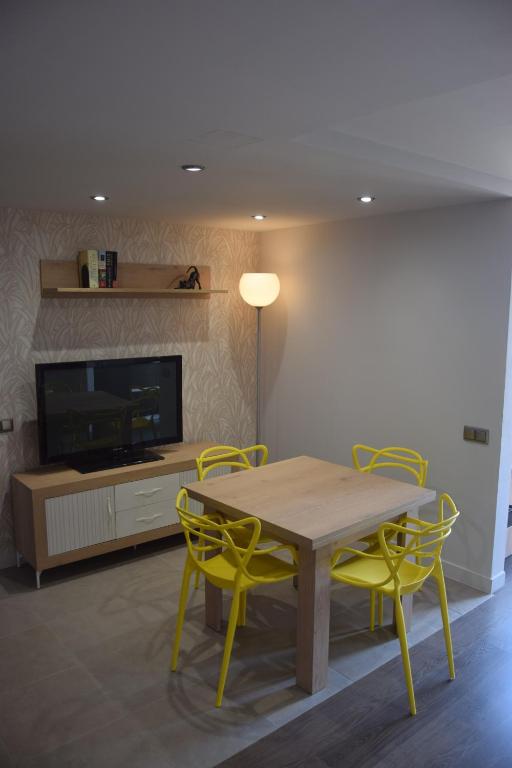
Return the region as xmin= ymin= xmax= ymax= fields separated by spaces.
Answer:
xmin=219 ymin=559 xmax=512 ymax=768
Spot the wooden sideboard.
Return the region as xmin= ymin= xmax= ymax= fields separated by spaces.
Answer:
xmin=12 ymin=442 xmax=212 ymax=588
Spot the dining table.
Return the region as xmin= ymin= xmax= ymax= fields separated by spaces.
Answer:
xmin=184 ymin=455 xmax=436 ymax=694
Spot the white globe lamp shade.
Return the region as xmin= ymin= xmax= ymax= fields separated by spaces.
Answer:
xmin=239 ymin=273 xmax=280 ymax=308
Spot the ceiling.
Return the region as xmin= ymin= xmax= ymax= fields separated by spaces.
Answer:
xmin=2 ymin=0 xmax=512 ymax=231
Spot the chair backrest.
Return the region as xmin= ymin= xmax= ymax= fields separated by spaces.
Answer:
xmin=377 ymin=493 xmax=459 ymax=590
xmin=176 ymin=488 xmax=262 ymax=582
xmin=352 ymin=444 xmax=428 ymax=487
xmin=196 ymin=444 xmax=268 ymax=481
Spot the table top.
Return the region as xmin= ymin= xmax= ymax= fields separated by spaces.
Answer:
xmin=184 ymin=455 xmax=436 ymax=550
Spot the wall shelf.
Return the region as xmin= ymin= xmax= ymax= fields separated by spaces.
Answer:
xmin=41 ymin=287 xmax=227 ymax=299
xmin=40 ymin=260 xmax=228 ymax=299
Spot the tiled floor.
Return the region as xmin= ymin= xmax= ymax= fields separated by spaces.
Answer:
xmin=0 ymin=539 xmax=490 ymax=767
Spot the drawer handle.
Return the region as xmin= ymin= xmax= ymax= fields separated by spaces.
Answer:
xmin=107 ymin=497 xmax=115 ymax=535
xmin=134 ymin=488 xmax=163 ymax=497
xmin=135 ymin=513 xmax=164 ymax=523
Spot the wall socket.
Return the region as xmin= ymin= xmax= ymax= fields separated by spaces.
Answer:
xmin=0 ymin=418 xmax=13 ymax=433
xmin=463 ymin=425 xmax=489 ymax=444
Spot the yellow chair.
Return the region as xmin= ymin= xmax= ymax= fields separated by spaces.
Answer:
xmin=331 ymin=493 xmax=459 ymax=715
xmin=171 ymin=488 xmax=298 ymax=707
xmin=352 ymin=443 xmax=429 ymax=628
xmin=196 ymin=444 xmax=269 ymax=480
xmin=193 ymin=444 xmax=272 ymax=589
xmin=352 ymin=444 xmax=428 ymax=487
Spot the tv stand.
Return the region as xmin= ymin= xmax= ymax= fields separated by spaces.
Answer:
xmin=12 ymin=441 xmax=213 ymax=588
xmin=68 ymin=448 xmax=164 ymax=474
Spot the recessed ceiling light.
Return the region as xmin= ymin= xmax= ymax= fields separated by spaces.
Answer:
xmin=357 ymin=196 xmax=375 ymax=203
xmin=252 ymin=214 xmax=266 ymax=221
xmin=181 ymin=164 xmax=205 ymax=172
xmin=90 ymin=194 xmax=109 ymax=202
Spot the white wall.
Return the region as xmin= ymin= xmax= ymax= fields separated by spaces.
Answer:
xmin=259 ymin=200 xmax=512 ymax=593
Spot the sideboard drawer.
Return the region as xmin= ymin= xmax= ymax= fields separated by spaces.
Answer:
xmin=115 ymin=473 xmax=181 ymax=512
xmin=116 ymin=499 xmax=178 ymax=538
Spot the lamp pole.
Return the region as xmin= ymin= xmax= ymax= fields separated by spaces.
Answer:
xmin=256 ymin=305 xmax=262 ymax=444
xmin=238 ymin=273 xmax=280 ymax=447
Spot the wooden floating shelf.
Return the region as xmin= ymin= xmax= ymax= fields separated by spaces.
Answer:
xmin=40 ymin=260 xmax=228 ymax=299
xmin=41 ymin=287 xmax=227 ymax=299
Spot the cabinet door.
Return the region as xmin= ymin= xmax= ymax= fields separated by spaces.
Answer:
xmin=45 ymin=487 xmax=115 ymax=556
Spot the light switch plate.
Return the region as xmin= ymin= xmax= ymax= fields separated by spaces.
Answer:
xmin=474 ymin=428 xmax=489 ymax=444
xmin=464 ymin=425 xmax=489 ymax=444
xmin=0 ymin=418 xmax=13 ymax=433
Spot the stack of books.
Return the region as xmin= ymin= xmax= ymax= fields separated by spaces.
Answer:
xmin=78 ymin=250 xmax=118 ymax=288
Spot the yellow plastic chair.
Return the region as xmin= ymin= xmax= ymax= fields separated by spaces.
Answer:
xmin=331 ymin=493 xmax=459 ymax=715
xmin=193 ymin=444 xmax=272 ymax=589
xmin=352 ymin=444 xmax=428 ymax=487
xmin=352 ymin=444 xmax=429 ymax=628
xmin=196 ymin=444 xmax=269 ymax=480
xmin=171 ymin=488 xmax=298 ymax=707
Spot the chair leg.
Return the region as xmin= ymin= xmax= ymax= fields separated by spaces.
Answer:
xmin=171 ymin=559 xmax=193 ymax=671
xmin=435 ymin=564 xmax=455 ymax=680
xmin=194 ymin=550 xmax=203 ymax=589
xmin=237 ymin=591 xmax=247 ymax=627
xmin=216 ymin=588 xmax=240 ymax=707
xmin=394 ymin=593 xmax=416 ymax=716
xmin=370 ymin=590 xmax=376 ymax=631
xmin=378 ymin=592 xmax=384 ymax=626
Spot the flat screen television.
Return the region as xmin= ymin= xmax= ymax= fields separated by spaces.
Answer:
xmin=36 ymin=355 xmax=183 ymax=473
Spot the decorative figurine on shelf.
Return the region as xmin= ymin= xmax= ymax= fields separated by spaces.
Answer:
xmin=176 ymin=265 xmax=202 ymax=290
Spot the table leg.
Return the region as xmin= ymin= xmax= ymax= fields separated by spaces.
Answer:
xmin=296 ymin=544 xmax=331 ymax=694
xmin=203 ymin=506 xmax=223 ymax=632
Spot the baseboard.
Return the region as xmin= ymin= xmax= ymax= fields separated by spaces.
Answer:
xmin=443 ymin=559 xmax=505 ymax=594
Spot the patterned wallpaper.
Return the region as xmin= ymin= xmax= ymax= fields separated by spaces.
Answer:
xmin=0 ymin=207 xmax=260 ymax=567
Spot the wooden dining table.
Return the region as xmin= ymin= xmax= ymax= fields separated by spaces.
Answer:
xmin=184 ymin=455 xmax=436 ymax=694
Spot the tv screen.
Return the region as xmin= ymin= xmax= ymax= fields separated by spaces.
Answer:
xmin=36 ymin=355 xmax=182 ymax=468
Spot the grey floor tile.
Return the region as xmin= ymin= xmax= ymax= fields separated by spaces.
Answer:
xmin=0 ymin=543 xmax=492 ymax=768
xmin=329 ymin=624 xmax=401 ymax=681
xmin=0 ymin=666 xmax=125 ymax=761
xmin=0 ymin=735 xmax=13 ymax=768
xmin=17 ymin=711 xmax=173 ymax=768
xmin=0 ymin=564 xmax=39 ymax=597
xmin=24 ymin=556 xmax=173 ymax=623
xmin=264 ymin=668 xmax=352 ymax=728
xmin=0 ymin=625 xmax=76 ymax=691
xmin=78 ymin=616 xmax=178 ymax=713
xmin=0 ymin=595 xmax=45 ymax=639
xmin=129 ymin=689 xmax=277 ymax=768
xmin=444 ymin=577 xmax=491 ymax=615
xmin=45 ymin=576 xmax=181 ymax=655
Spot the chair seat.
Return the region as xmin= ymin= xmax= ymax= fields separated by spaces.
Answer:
xmin=201 ymin=549 xmax=297 ymax=590
xmin=332 ymin=553 xmax=429 ymax=594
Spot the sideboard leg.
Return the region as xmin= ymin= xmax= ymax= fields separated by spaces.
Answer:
xmin=35 ymin=571 xmax=41 ymax=589
xmin=16 ymin=551 xmax=23 ymax=568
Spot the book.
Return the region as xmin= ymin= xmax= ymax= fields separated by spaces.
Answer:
xmin=112 ymin=251 xmax=118 ymax=288
xmin=105 ymin=250 xmax=118 ymax=288
xmin=78 ymin=250 xmax=99 ymax=288
xmin=98 ymin=251 xmax=107 ymax=288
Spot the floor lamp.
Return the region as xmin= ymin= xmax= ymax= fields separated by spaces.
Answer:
xmin=239 ymin=273 xmax=280 ymax=444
